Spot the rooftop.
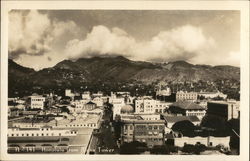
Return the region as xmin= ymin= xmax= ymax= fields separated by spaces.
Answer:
xmin=170 ymin=101 xmax=205 ymax=110
xmin=161 ymin=115 xmax=200 ymax=123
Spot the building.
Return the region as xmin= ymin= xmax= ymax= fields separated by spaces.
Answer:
xmin=8 ymin=127 xmax=77 ymax=138
xmin=70 ymin=101 xmax=97 ymax=113
xmin=156 ymin=87 xmax=171 ymax=96
xmin=7 ymin=127 xmax=93 ymax=154
xmin=198 ymin=91 xmax=227 ymax=99
xmin=92 ymin=91 xmax=103 ymax=98
xmin=92 ymin=97 xmax=104 ymax=107
xmin=207 ymin=101 xmax=240 ymax=121
xmin=82 ymin=91 xmax=91 ymax=100
xmin=84 ymin=101 xmax=97 ymax=110
xmin=110 ymin=97 xmax=126 ymax=119
xmin=174 ymin=136 xmax=230 ymax=149
xmin=176 ymin=91 xmax=198 ymax=102
xmin=168 ymin=101 xmax=206 ymax=120
xmin=160 ymin=115 xmax=200 ymax=133
xmin=65 ymin=89 xmax=74 ymax=97
xmin=121 ymin=119 xmax=166 ymax=148
xmin=135 ymin=98 xmax=169 ymax=114
xmin=30 ymin=95 xmax=45 ymax=109
xmin=8 ymin=108 xmax=20 ymax=118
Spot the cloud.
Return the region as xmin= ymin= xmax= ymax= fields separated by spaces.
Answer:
xmin=9 ymin=10 xmax=52 ymax=58
xmin=8 ymin=10 xmax=81 ymax=60
xmin=64 ymin=25 xmax=216 ymax=64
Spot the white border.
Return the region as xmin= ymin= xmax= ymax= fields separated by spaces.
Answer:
xmin=1 ymin=1 xmax=249 ymax=161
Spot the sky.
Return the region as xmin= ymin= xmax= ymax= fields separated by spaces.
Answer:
xmin=8 ymin=10 xmax=240 ymax=70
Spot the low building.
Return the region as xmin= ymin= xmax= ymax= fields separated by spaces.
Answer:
xmin=8 ymin=108 xmax=20 ymax=117
xmin=176 ymin=91 xmax=198 ymax=102
xmin=121 ymin=119 xmax=166 ymax=148
xmin=207 ymin=101 xmax=240 ymax=121
xmin=174 ymin=136 xmax=230 ymax=149
xmin=82 ymin=91 xmax=91 ymax=100
xmin=168 ymin=101 xmax=206 ymax=120
xmin=65 ymin=89 xmax=74 ymax=97
xmin=198 ymin=91 xmax=227 ymax=99
xmin=92 ymin=97 xmax=103 ymax=107
xmin=8 ymin=127 xmax=77 ymax=138
xmin=92 ymin=91 xmax=103 ymax=98
xmin=7 ymin=127 xmax=93 ymax=154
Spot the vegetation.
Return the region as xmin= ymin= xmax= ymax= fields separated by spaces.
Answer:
xmin=150 ymin=145 xmax=178 ymax=154
xmin=120 ymin=141 xmax=147 ymax=154
xmin=172 ymin=120 xmax=196 ymax=137
xmin=181 ymin=143 xmax=207 ymax=155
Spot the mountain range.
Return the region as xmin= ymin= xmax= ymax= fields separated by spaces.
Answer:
xmin=8 ymin=56 xmax=240 ymax=91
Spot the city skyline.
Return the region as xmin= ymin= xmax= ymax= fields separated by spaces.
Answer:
xmin=9 ymin=10 xmax=240 ymax=70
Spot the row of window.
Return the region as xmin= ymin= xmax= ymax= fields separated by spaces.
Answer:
xmin=65 ymin=123 xmax=96 ymax=127
xmin=31 ymin=99 xmax=45 ymax=102
xmin=187 ymin=113 xmax=204 ymax=116
xmin=8 ymin=133 xmax=61 ymax=137
xmin=124 ymin=125 xmax=164 ymax=130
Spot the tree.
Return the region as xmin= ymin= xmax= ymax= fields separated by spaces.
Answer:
xmin=150 ymin=145 xmax=178 ymax=154
xmin=227 ymin=119 xmax=240 ymax=154
xmin=59 ymin=106 xmax=70 ymax=114
xmin=172 ymin=120 xmax=196 ymax=137
xmin=181 ymin=144 xmax=206 ymax=154
xmin=113 ymin=115 xmax=123 ymax=140
xmin=120 ymin=141 xmax=147 ymax=154
xmin=201 ymin=115 xmax=229 ymax=134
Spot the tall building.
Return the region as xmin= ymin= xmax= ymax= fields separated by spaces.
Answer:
xmin=30 ymin=95 xmax=45 ymax=109
xmin=121 ymin=119 xmax=165 ymax=148
xmin=176 ymin=91 xmax=198 ymax=102
xmin=207 ymin=101 xmax=240 ymax=121
xmin=110 ymin=96 xmax=126 ymax=119
xmin=135 ymin=98 xmax=169 ymax=114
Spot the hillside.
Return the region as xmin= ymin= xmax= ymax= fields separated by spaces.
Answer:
xmin=8 ymin=56 xmax=240 ymax=95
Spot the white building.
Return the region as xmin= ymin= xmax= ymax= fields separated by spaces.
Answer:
xmin=174 ymin=136 xmax=230 ymax=149
xmin=30 ymin=95 xmax=45 ymax=109
xmin=92 ymin=97 xmax=104 ymax=107
xmin=111 ymin=98 xmax=125 ymax=119
xmin=156 ymin=87 xmax=171 ymax=96
xmin=135 ymin=98 xmax=169 ymax=114
xmin=8 ymin=127 xmax=77 ymax=137
xmin=82 ymin=91 xmax=91 ymax=100
xmin=198 ymin=91 xmax=227 ymax=99
xmin=65 ymin=89 xmax=74 ymax=97
xmin=176 ymin=91 xmax=198 ymax=102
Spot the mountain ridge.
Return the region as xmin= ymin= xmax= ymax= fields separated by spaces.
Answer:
xmin=8 ymin=56 xmax=240 ymax=92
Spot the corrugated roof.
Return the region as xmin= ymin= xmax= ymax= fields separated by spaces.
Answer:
xmin=170 ymin=101 xmax=204 ymax=110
